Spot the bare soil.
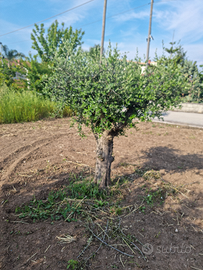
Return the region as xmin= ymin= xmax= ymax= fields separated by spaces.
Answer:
xmin=0 ymin=118 xmax=203 ymax=270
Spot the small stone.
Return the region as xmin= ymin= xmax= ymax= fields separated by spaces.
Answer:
xmin=175 ymin=229 xmax=178 ymax=233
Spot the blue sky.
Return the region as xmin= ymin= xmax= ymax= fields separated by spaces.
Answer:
xmin=0 ymin=0 xmax=203 ymax=66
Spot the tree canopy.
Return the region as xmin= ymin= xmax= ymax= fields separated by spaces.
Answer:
xmin=163 ymin=41 xmax=186 ymax=66
xmin=44 ymin=41 xmax=186 ymax=187
xmin=45 ymin=42 xmax=185 ymax=135
xmin=1 ymin=45 xmax=25 ymax=61
xmin=31 ymin=20 xmax=84 ymax=62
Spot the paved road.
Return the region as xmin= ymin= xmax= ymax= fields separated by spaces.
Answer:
xmin=153 ymin=111 xmax=203 ymax=128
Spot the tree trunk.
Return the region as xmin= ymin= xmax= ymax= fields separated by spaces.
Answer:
xmin=94 ymin=131 xmax=114 ymax=188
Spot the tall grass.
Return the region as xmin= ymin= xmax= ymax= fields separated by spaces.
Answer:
xmin=0 ymin=84 xmax=73 ymax=124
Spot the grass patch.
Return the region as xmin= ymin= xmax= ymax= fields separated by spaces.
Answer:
xmin=14 ymin=172 xmax=185 ymax=268
xmin=15 ymin=174 xmax=135 ymax=223
xmin=0 ymin=84 xmax=74 ymax=124
xmin=15 ymin=179 xmax=108 ymax=222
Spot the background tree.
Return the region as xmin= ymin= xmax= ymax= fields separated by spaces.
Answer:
xmin=88 ymin=44 xmax=101 ymax=61
xmin=31 ymin=20 xmax=84 ymax=62
xmin=2 ymin=45 xmax=25 ymax=62
xmin=23 ymin=54 xmax=52 ymax=94
xmin=163 ymin=41 xmax=186 ymax=66
xmin=45 ymin=41 xmax=186 ymax=188
xmin=181 ymin=59 xmax=202 ymax=101
xmin=161 ymin=41 xmax=203 ymax=102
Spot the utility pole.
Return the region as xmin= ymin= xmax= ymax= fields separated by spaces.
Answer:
xmin=0 ymin=42 xmax=2 ymax=64
xmin=146 ymin=0 xmax=154 ymax=63
xmin=100 ymin=0 xmax=107 ymax=62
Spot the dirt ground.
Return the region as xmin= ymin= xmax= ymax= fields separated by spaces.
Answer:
xmin=0 ymin=118 xmax=203 ymax=270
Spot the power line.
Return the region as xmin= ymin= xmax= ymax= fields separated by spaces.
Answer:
xmin=0 ymin=0 xmax=95 ymax=37
xmin=79 ymin=2 xmax=151 ymax=28
xmin=4 ymin=0 xmax=179 ymax=46
xmin=4 ymin=2 xmax=152 ymax=46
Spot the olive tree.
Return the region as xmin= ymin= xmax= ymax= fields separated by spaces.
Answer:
xmin=45 ymin=41 xmax=185 ymax=188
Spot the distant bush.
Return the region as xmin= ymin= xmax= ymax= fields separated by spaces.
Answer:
xmin=0 ymin=59 xmax=26 ymax=91
xmin=0 ymin=84 xmax=74 ymax=124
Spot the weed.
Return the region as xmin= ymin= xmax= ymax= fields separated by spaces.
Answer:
xmin=155 ymin=231 xmax=161 ymax=238
xmin=111 ymin=264 xmax=118 ymax=268
xmin=144 ymin=188 xmax=165 ymax=206
xmin=139 ymin=206 xmax=146 ymax=213
xmin=114 ymin=176 xmax=129 ymax=187
xmin=68 ymin=180 xmax=107 ymax=200
xmin=15 ymin=178 xmax=108 ymax=222
xmin=135 ymin=168 xmax=147 ymax=177
xmin=115 ymin=207 xmax=123 ymax=215
xmin=93 ymin=200 xmax=108 ymax=208
xmin=110 ymin=205 xmax=123 ymax=216
xmin=67 ymin=259 xmax=80 ymax=269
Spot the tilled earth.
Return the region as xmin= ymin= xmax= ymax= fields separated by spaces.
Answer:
xmin=0 ymin=118 xmax=203 ymax=270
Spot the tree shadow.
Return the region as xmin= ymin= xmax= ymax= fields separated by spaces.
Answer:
xmin=0 ymin=159 xmax=203 ymax=270
xmin=140 ymin=146 xmax=203 ymax=172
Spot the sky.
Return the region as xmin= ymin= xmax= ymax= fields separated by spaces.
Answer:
xmin=0 ymin=0 xmax=203 ymax=66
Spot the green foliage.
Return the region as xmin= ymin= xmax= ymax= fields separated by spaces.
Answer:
xmin=15 ymin=179 xmax=107 ymax=222
xmin=139 ymin=206 xmax=146 ymax=213
xmin=62 ymin=105 xmax=75 ymax=117
xmin=67 ymin=260 xmax=80 ymax=270
xmin=0 ymin=84 xmax=56 ymax=124
xmin=24 ymin=20 xmax=84 ymax=97
xmin=31 ymin=20 xmax=84 ymax=62
xmin=23 ymin=56 xmax=52 ymax=94
xmin=161 ymin=41 xmax=203 ymax=102
xmin=68 ymin=180 xmax=107 ymax=200
xmin=93 ymin=199 xmax=108 ymax=208
xmin=181 ymin=59 xmax=203 ymax=102
xmin=144 ymin=188 xmax=165 ymax=206
xmin=45 ymin=42 xmax=185 ymax=136
xmin=163 ymin=41 xmax=186 ymax=67
xmin=0 ymin=59 xmax=26 ymax=90
xmin=200 ymin=65 xmax=203 ymax=97
xmin=87 ymin=44 xmax=101 ymax=61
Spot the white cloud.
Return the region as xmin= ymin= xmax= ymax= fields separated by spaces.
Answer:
xmin=42 ymin=12 xmax=85 ymax=29
xmin=113 ymin=10 xmax=149 ymax=23
xmin=154 ymin=0 xmax=203 ymax=43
